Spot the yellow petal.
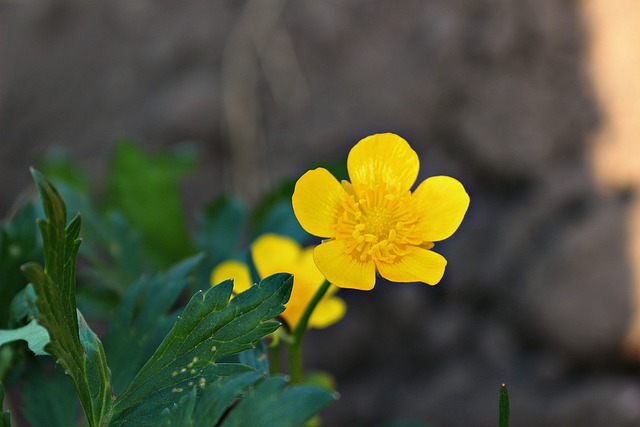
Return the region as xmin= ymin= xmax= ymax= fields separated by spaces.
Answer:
xmin=292 ymin=168 xmax=346 ymax=238
xmin=314 ymin=239 xmax=377 ymax=290
xmin=210 ymin=260 xmax=253 ymax=294
xmin=251 ymin=233 xmax=300 ymax=278
xmin=308 ymin=295 xmax=347 ymax=329
xmin=347 ymin=133 xmax=419 ymax=193
xmin=295 ymin=246 xmax=327 ymax=288
xmin=375 ymin=247 xmax=447 ymax=285
xmin=413 ymin=175 xmax=470 ymax=242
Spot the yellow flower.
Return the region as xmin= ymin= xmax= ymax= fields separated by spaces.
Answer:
xmin=292 ymin=133 xmax=469 ymax=291
xmin=210 ymin=233 xmax=346 ymax=330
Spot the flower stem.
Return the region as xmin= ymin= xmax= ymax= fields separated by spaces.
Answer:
xmin=287 ymin=279 xmax=331 ymax=383
xmin=269 ymin=340 xmax=282 ymax=375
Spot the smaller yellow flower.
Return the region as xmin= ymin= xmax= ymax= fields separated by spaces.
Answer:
xmin=210 ymin=234 xmax=346 ymax=330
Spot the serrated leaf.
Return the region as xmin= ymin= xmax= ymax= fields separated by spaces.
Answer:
xmin=221 ymin=375 xmax=335 ymax=427
xmin=0 ymin=320 xmax=50 ymax=356
xmin=237 ymin=340 xmax=269 ymax=375
xmin=158 ymin=387 xmax=198 ymax=427
xmin=104 ymin=255 xmax=202 ymax=395
xmin=109 ymin=273 xmax=293 ymax=426
xmin=158 ymin=371 xmax=263 ymax=427
xmin=191 ymin=372 xmax=263 ymax=425
xmin=0 ymin=382 xmax=11 ymax=427
xmin=21 ymin=169 xmax=112 ymax=427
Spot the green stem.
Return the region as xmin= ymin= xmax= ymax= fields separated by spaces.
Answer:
xmin=287 ymin=280 xmax=331 ymax=383
xmin=499 ymin=383 xmax=510 ymax=427
xmin=269 ymin=340 xmax=282 ymax=375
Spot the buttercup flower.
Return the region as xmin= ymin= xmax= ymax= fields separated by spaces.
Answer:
xmin=211 ymin=233 xmax=346 ymax=330
xmin=292 ymin=133 xmax=469 ymax=291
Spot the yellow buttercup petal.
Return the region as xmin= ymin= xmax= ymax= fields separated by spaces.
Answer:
xmin=308 ymin=296 xmax=347 ymax=329
xmin=294 ymin=246 xmax=327 ymax=288
xmin=347 ymin=133 xmax=419 ymax=193
xmin=314 ymin=239 xmax=377 ymax=290
xmin=375 ymin=247 xmax=447 ymax=285
xmin=210 ymin=260 xmax=253 ymax=294
xmin=251 ymin=233 xmax=300 ymax=278
xmin=413 ymin=176 xmax=470 ymax=242
xmin=292 ymin=168 xmax=346 ymax=238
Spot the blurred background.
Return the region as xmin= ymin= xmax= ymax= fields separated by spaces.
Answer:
xmin=2 ymin=0 xmax=640 ymax=425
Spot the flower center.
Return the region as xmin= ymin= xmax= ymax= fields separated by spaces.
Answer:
xmin=335 ymin=185 xmax=425 ymax=263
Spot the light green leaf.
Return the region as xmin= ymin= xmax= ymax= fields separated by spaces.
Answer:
xmin=109 ymin=273 xmax=293 ymax=426
xmin=21 ymin=169 xmax=112 ymax=427
xmin=0 ymin=320 xmax=49 ymax=356
xmin=221 ymin=375 xmax=336 ymax=427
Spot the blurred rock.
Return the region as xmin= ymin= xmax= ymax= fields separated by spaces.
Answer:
xmin=2 ymin=1 xmax=640 ymax=426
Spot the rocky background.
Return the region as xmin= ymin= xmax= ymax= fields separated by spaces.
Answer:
xmin=2 ymin=0 xmax=640 ymax=426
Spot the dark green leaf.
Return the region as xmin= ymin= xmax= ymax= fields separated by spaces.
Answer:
xmin=0 ymin=382 xmax=11 ymax=427
xmin=196 ymin=195 xmax=248 ymax=265
xmin=499 ymin=383 xmax=509 ymax=427
xmin=104 ymin=141 xmax=196 ymax=264
xmin=22 ymin=361 xmax=78 ymax=427
xmin=159 ymin=386 xmax=198 ymax=427
xmin=251 ymin=180 xmax=309 ymax=242
xmin=220 ymin=375 xmax=336 ymax=427
xmin=109 ymin=273 xmax=293 ymax=426
xmin=21 ymin=169 xmax=112 ymax=427
xmin=194 ymin=195 xmax=248 ymax=293
xmin=237 ymin=340 xmax=269 ymax=375
xmin=0 ymin=202 xmax=40 ymax=328
xmin=8 ymin=284 xmax=39 ymax=327
xmin=191 ymin=372 xmax=263 ymax=425
xmin=158 ymin=372 xmax=263 ymax=427
xmin=104 ymin=255 xmax=202 ymax=395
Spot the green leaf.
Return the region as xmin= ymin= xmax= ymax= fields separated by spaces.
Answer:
xmin=220 ymin=375 xmax=336 ymax=427
xmin=499 ymin=383 xmax=509 ymax=427
xmin=0 ymin=382 xmax=11 ymax=427
xmin=21 ymin=169 xmax=112 ymax=427
xmin=8 ymin=284 xmax=40 ymax=327
xmin=109 ymin=273 xmax=293 ymax=426
xmin=158 ymin=373 xmax=334 ymax=427
xmin=104 ymin=141 xmax=196 ymax=265
xmin=196 ymin=195 xmax=248 ymax=265
xmin=194 ymin=195 xmax=248 ymax=292
xmin=104 ymin=255 xmax=202 ymax=395
xmin=190 ymin=372 xmax=263 ymax=425
xmin=159 ymin=386 xmax=198 ymax=427
xmin=251 ymin=180 xmax=309 ymax=243
xmin=0 ymin=202 xmax=40 ymax=328
xmin=158 ymin=372 xmax=263 ymax=426
xmin=21 ymin=361 xmax=79 ymax=427
xmin=0 ymin=320 xmax=50 ymax=356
